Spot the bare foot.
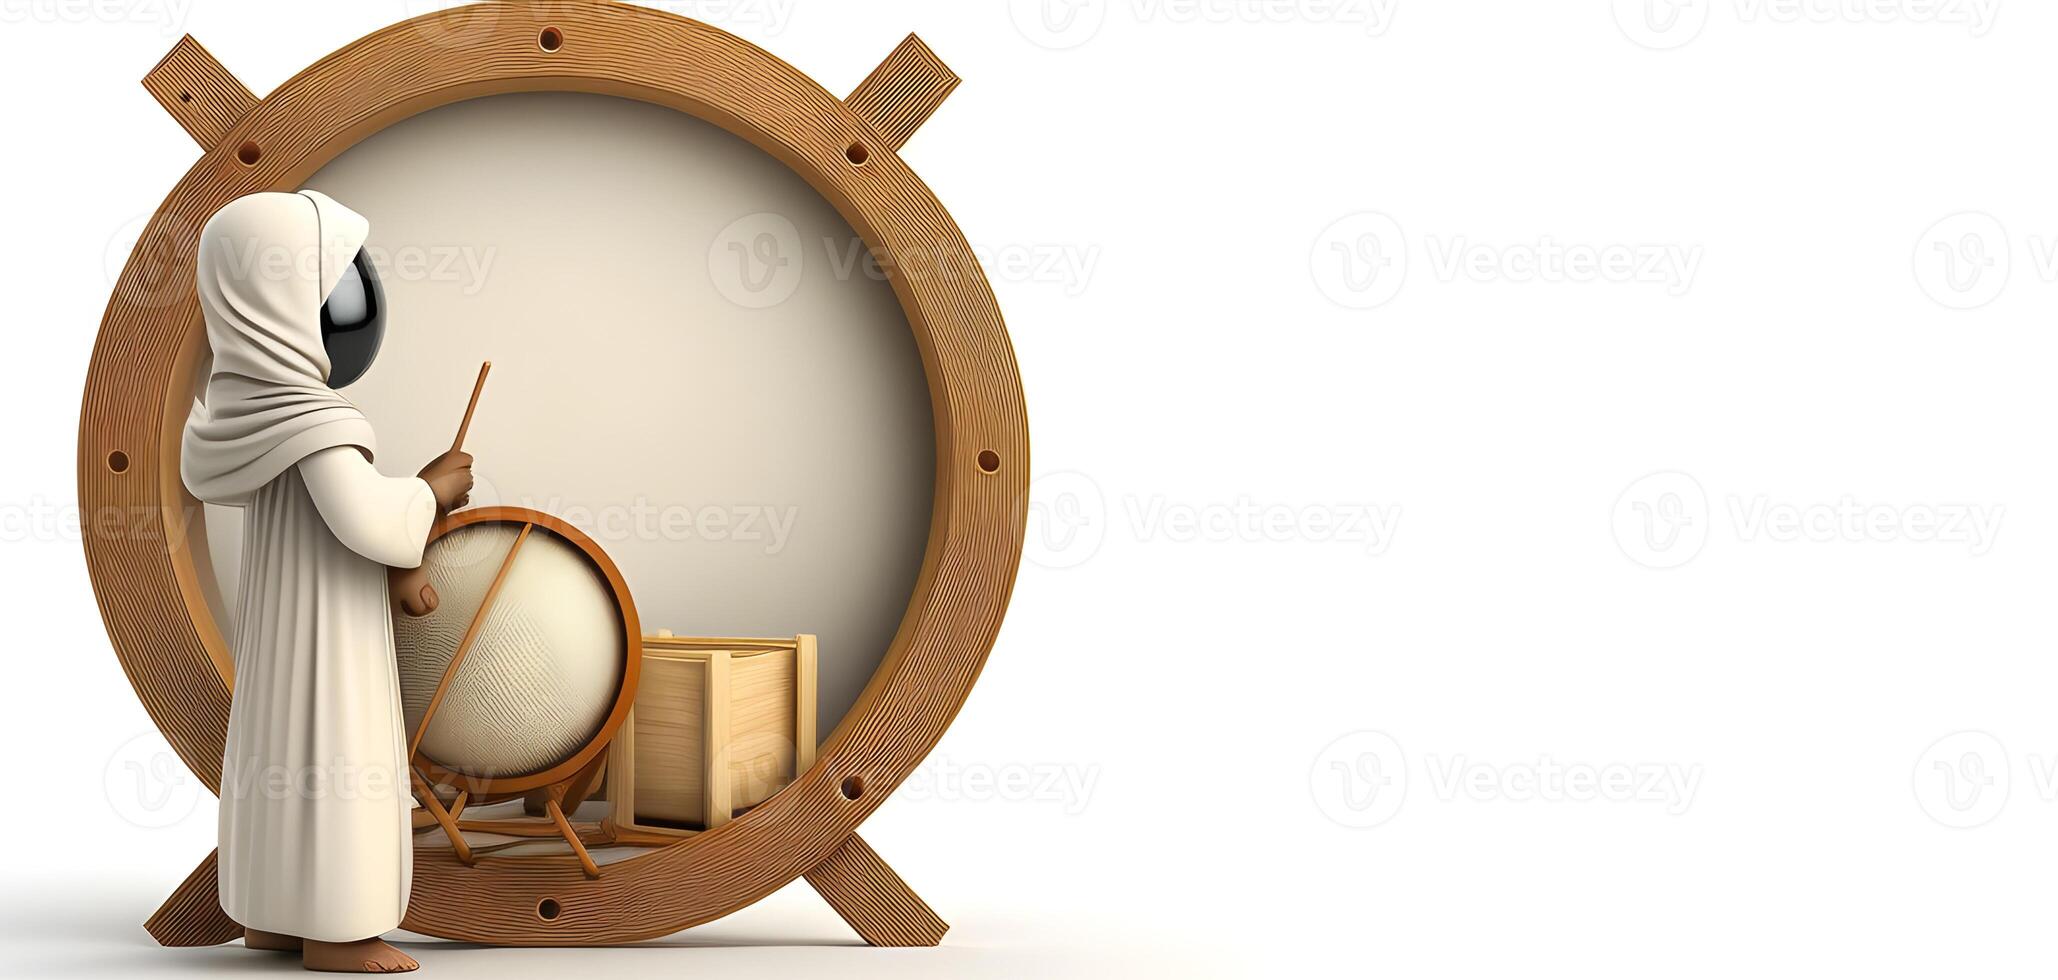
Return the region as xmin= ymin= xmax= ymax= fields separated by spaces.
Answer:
xmin=302 ymin=938 xmax=418 ymax=973
xmin=245 ymin=927 xmax=303 ymax=952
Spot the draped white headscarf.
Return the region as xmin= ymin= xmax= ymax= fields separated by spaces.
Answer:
xmin=182 ymin=190 xmax=379 ymax=504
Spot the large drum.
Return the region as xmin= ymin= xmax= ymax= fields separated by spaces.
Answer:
xmin=395 ymin=507 xmax=640 ymax=798
xmin=389 ymin=506 xmax=640 ymax=878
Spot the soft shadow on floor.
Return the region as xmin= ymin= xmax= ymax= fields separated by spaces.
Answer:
xmin=3 ymin=874 xmax=1198 ymax=978
xmin=7 ymin=878 xmax=899 ymax=977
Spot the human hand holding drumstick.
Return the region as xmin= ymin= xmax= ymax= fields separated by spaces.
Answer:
xmin=396 ymin=362 xmax=489 ymax=616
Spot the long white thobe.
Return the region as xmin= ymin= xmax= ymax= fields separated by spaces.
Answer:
xmin=217 ymin=446 xmax=436 ymax=942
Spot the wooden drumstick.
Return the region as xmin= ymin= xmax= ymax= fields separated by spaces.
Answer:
xmin=451 ymin=361 xmax=490 ymax=453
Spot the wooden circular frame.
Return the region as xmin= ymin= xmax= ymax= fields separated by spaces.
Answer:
xmin=82 ymin=2 xmax=1026 ymax=945
xmin=410 ymin=506 xmax=642 ymax=797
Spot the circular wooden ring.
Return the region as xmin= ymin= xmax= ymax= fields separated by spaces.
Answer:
xmin=409 ymin=507 xmax=642 ymax=798
xmin=81 ymin=2 xmax=1026 ymax=944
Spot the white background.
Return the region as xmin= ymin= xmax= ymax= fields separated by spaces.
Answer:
xmin=3 ymin=0 xmax=2053 ymax=976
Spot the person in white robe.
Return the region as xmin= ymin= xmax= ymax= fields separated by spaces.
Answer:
xmin=182 ymin=190 xmax=472 ymax=973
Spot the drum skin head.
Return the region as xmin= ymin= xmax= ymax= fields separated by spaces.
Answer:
xmin=397 ymin=521 xmax=627 ymax=781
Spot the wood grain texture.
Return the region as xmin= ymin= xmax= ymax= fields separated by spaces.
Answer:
xmin=412 ymin=768 xmax=477 ymax=866
xmin=611 ymin=636 xmax=813 ymax=835
xmin=702 ymin=650 xmax=732 ymax=829
xmin=845 ymin=34 xmax=959 ymax=151
xmin=144 ymin=850 xmax=241 ymax=947
xmin=804 ymin=834 xmax=948 ymax=947
xmin=624 ymin=653 xmax=708 ymax=824
xmin=545 ymin=797 xmax=601 ymax=878
xmin=142 ymin=35 xmax=258 ymax=149
xmin=796 ymin=633 xmax=819 ymax=771
xmin=449 ymin=361 xmax=491 ymax=452
xmin=91 ymin=0 xmax=1025 ymax=946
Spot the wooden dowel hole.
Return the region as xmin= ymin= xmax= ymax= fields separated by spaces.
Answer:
xmin=976 ymin=450 xmax=1000 ymax=474
xmin=107 ymin=450 xmax=130 ymax=474
xmin=235 ymin=141 xmax=261 ymax=166
xmin=845 ymin=141 xmax=870 ymax=166
xmin=539 ymin=27 xmax=564 ymax=51
xmin=840 ymin=775 xmax=866 ymax=801
xmin=537 ymin=898 xmax=561 ymax=921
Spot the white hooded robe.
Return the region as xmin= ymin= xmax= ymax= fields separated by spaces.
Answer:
xmin=181 ymin=190 xmax=437 ymax=942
